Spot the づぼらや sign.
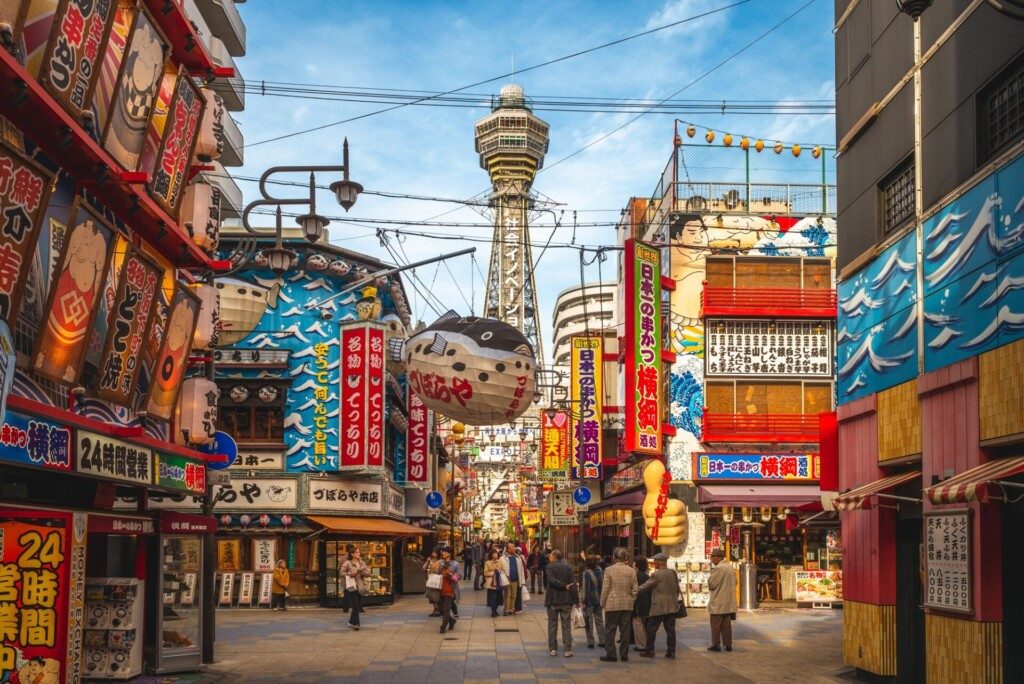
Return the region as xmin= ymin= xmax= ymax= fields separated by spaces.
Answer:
xmin=309 ymin=479 xmax=383 ymax=513
xmin=76 ymin=430 xmax=152 ymax=484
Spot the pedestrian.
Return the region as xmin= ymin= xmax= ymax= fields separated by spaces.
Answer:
xmin=598 ymin=547 xmax=637 ymax=663
xmin=707 ymin=548 xmax=737 ymax=652
xmin=340 ymin=545 xmax=370 ymax=630
xmin=528 ymin=544 xmax=543 ymax=594
xmin=438 ymin=547 xmax=462 ymax=634
xmin=544 ymin=549 xmax=577 ymax=657
xmin=638 ymin=553 xmax=682 ymax=659
xmin=514 ymin=544 xmax=527 ymax=613
xmin=484 ymin=548 xmax=505 ymax=617
xmin=538 ymin=543 xmax=550 ymax=594
xmin=631 ymin=556 xmax=650 ymax=651
xmin=271 ymin=559 xmax=289 ymax=611
xmin=472 ymin=537 xmax=485 ymax=590
xmin=461 ymin=543 xmax=474 ymax=583
xmin=580 ymin=555 xmax=605 ymax=649
xmin=423 ymin=548 xmax=442 ymax=617
xmin=499 ymin=541 xmax=526 ymax=615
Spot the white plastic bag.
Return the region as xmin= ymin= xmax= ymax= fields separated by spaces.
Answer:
xmin=571 ymin=605 xmax=585 ymax=629
xmin=425 ymin=573 xmax=442 ymax=590
xmin=521 ymin=586 xmax=531 ymax=602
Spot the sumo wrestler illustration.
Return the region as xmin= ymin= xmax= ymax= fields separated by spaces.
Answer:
xmin=9 ymin=655 xmax=60 ymax=684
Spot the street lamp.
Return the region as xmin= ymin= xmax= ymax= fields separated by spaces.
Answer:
xmin=894 ymin=0 xmax=932 ymax=18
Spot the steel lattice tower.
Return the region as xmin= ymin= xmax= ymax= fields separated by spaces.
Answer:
xmin=474 ymin=84 xmax=549 ymax=363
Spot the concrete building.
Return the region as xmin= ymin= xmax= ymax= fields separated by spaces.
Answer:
xmin=832 ymin=1 xmax=1024 ymax=681
xmin=551 ymin=281 xmax=618 ymax=367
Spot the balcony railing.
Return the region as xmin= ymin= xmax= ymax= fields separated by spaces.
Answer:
xmin=703 ymin=413 xmax=820 ymax=444
xmin=701 ymin=286 xmax=837 ymax=318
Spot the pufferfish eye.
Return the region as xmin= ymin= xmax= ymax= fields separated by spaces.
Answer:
xmin=481 ymin=331 xmax=493 ymax=341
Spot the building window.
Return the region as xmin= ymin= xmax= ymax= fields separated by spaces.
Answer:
xmin=978 ymin=53 xmax=1024 ymax=165
xmin=879 ymin=158 xmax=915 ymax=235
xmin=219 ymin=405 xmax=283 ymax=443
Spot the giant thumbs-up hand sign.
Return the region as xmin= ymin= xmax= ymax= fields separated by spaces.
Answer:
xmin=642 ymin=459 xmax=687 ymax=546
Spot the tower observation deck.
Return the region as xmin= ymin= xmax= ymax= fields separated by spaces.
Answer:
xmin=474 ymin=84 xmax=550 ymax=364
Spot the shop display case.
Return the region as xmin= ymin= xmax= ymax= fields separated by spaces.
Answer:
xmin=322 ymin=539 xmax=394 ymax=606
xmin=83 ymin=578 xmax=144 ymax=679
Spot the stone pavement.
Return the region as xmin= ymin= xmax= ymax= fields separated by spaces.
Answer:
xmin=148 ymin=583 xmax=861 ymax=684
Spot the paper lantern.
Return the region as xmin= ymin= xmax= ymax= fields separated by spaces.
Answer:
xmin=220 ymin=514 xmax=231 ymax=526
xmin=239 ymin=514 xmax=251 ymax=528
xmin=759 ymin=505 xmax=772 ymax=523
xmin=176 ymin=377 xmax=220 ymax=446
xmin=722 ymin=133 xmax=733 ymax=147
xmin=404 ymin=315 xmax=537 ymax=425
xmin=773 ymin=142 xmax=784 ymax=154
xmin=721 ymin=506 xmax=734 ymax=523
xmin=812 ymin=145 xmax=823 ymax=159
xmin=739 ymin=137 xmax=749 ymax=151
xmin=704 ymin=129 xmax=715 ymax=143
xmin=281 ymin=514 xmax=292 ymax=527
xmin=754 ymin=139 xmax=764 ymax=152
xmin=792 ymin=144 xmax=802 ymax=157
xmin=180 ymin=181 xmax=220 ymax=252
xmin=189 ymin=283 xmax=220 ymax=350
xmin=216 ymin=277 xmax=274 ymax=346
xmin=258 ymin=514 xmax=270 ymax=527
xmin=686 ymin=124 xmax=696 ymax=138
xmin=193 ymin=88 xmax=225 ymax=162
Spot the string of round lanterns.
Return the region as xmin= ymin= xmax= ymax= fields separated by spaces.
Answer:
xmin=678 ymin=119 xmax=830 ymax=158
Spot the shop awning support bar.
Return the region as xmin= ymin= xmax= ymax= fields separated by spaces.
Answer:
xmin=303 ymin=528 xmax=326 ymax=541
xmin=798 ymin=510 xmax=830 ymax=526
xmin=874 ymin=493 xmax=922 ymax=504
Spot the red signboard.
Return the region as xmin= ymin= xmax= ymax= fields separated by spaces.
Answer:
xmin=623 ymin=238 xmax=663 ymax=456
xmin=150 ymin=68 xmax=204 ymax=218
xmin=340 ymin=325 xmax=368 ymax=469
xmin=160 ymin=511 xmax=217 ymax=534
xmin=39 ymin=0 xmax=118 ymax=120
xmin=406 ymin=381 xmax=430 ymax=483
xmin=87 ymin=514 xmax=155 ymax=535
xmin=366 ymin=326 xmax=385 ymax=469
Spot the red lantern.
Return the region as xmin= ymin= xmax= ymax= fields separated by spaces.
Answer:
xmin=258 ymin=514 xmax=270 ymax=527
xmin=281 ymin=514 xmax=292 ymax=528
xmin=220 ymin=514 xmax=231 ymax=527
xmin=239 ymin=514 xmax=251 ymax=528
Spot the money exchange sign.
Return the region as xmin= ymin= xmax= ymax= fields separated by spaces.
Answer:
xmin=624 ymin=239 xmax=663 ymax=455
xmin=570 ymin=335 xmax=603 ymax=480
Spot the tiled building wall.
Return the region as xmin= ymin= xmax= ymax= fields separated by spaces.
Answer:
xmin=877 ymin=380 xmax=921 ymax=461
xmin=925 ymin=614 xmax=1003 ymax=684
xmin=843 ymin=601 xmax=896 ymax=676
xmin=978 ymin=339 xmax=1024 ymax=441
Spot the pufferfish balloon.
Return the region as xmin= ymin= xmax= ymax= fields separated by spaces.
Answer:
xmin=394 ymin=311 xmax=537 ymax=425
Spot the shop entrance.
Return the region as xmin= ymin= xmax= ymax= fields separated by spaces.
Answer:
xmin=1003 ymin=491 xmax=1024 ymax=680
xmin=895 ymin=516 xmax=925 ymax=682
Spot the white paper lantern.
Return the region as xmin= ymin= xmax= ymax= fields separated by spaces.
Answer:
xmin=215 ymin=277 xmax=272 ymax=346
xmin=189 ymin=283 xmax=220 ymax=351
xmin=181 ymin=181 xmax=220 ymax=252
xmin=176 ymin=377 xmax=220 ymax=446
xmin=404 ymin=315 xmax=537 ymax=425
xmin=193 ymin=88 xmax=225 ymax=162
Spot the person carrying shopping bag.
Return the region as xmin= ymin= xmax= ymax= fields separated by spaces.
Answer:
xmin=340 ymin=545 xmax=371 ymax=630
xmin=484 ymin=548 xmax=505 ymax=617
xmin=423 ymin=549 xmax=442 ymax=617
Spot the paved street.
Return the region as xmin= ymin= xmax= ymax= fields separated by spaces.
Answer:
xmin=142 ymin=584 xmax=855 ymax=684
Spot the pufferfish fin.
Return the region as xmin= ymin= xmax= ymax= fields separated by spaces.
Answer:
xmin=433 ymin=309 xmax=460 ymax=325
xmin=387 ymin=337 xmax=406 ymax=362
xmin=266 ymin=282 xmax=281 ymax=309
xmin=429 ymin=333 xmax=448 ymax=355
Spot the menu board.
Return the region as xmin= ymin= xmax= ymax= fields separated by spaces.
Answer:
xmin=924 ymin=510 xmax=972 ymax=614
xmin=794 ymin=570 xmax=843 ymax=603
xmin=706 ymin=319 xmax=832 ymax=377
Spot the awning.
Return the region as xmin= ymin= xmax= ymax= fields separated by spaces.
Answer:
xmin=308 ymin=515 xmax=431 ymax=537
xmin=924 ymin=456 xmax=1024 ymax=504
xmin=697 ymin=485 xmax=822 ymax=508
xmin=587 ymin=490 xmax=645 ymax=512
xmin=833 ymin=471 xmax=920 ymax=511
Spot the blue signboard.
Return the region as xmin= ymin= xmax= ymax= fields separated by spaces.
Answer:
xmin=0 ymin=411 xmax=72 ymax=472
xmin=573 ymin=487 xmax=592 ymax=506
xmin=200 ymin=431 xmax=238 ymax=470
xmin=425 ymin=491 xmax=443 ymax=509
xmin=693 ymin=453 xmax=819 ymax=481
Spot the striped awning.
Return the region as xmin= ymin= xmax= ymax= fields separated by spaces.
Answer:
xmin=833 ymin=471 xmax=920 ymax=511
xmin=924 ymin=456 xmax=1024 ymax=505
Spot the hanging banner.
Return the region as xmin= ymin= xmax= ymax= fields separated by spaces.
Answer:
xmin=0 ymin=138 xmax=55 ymax=325
xmin=366 ymin=325 xmax=385 ymax=470
xmin=96 ymin=245 xmax=161 ymax=404
xmin=251 ymin=539 xmax=276 ymax=573
xmin=149 ymin=69 xmax=204 ymax=217
xmin=101 ymin=5 xmax=167 ymax=170
xmin=405 ymin=385 xmax=430 ymax=483
xmin=0 ymin=509 xmax=87 ymax=684
xmin=570 ymin=335 xmax=603 ymax=480
xmin=624 ymin=239 xmax=663 ymax=456
xmin=145 ymin=284 xmax=200 ymax=420
xmin=136 ymin=61 xmax=177 ymax=176
xmin=90 ymin=0 xmax=135 ymax=134
xmin=0 ymin=410 xmax=73 ymax=472
xmin=38 ymin=0 xmax=118 ymax=121
xmin=133 ymin=261 xmax=173 ymax=412
xmin=540 ymin=410 xmax=570 ymax=482
xmin=32 ymin=199 xmax=115 ymax=384
xmin=309 ymin=339 xmax=331 ymax=469
xmin=340 ymin=324 xmax=368 ymax=470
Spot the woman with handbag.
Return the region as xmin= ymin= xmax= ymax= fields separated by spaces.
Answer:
xmin=438 ymin=547 xmax=462 ymax=633
xmin=483 ymin=548 xmax=504 ymax=617
xmin=340 ymin=545 xmax=371 ymax=630
xmin=423 ymin=549 xmax=442 ymax=617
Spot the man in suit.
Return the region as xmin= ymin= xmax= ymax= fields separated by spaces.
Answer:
xmin=598 ymin=547 xmax=637 ymax=663
xmin=707 ymin=548 xmax=737 ymax=652
xmin=544 ymin=549 xmax=577 ymax=657
xmin=637 ymin=552 xmax=682 ymax=659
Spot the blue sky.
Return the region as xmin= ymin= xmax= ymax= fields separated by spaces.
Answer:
xmin=232 ymin=0 xmax=836 ymax=358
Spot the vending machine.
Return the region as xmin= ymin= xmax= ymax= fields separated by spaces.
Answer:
xmin=83 ymin=578 xmax=145 ymax=679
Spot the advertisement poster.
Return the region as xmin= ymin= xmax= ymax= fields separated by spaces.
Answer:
xmin=218 ymin=573 xmax=233 ymax=605
xmin=145 ymin=284 xmax=200 ymax=420
xmin=149 ymin=71 xmax=204 ymax=217
xmin=0 ymin=411 xmax=73 ymax=472
xmin=624 ymin=239 xmax=663 ymax=455
xmin=38 ymin=0 xmax=118 ymax=120
xmin=237 ymin=572 xmax=254 ymax=605
xmin=794 ymin=571 xmax=843 ymax=603
xmin=133 ymin=261 xmax=172 ymax=413
xmin=540 ymin=410 xmax=569 ymax=482
xmin=251 ymin=539 xmax=276 ymax=573
xmin=96 ymin=245 xmax=161 ymax=405
xmin=570 ymin=335 xmax=603 ymax=480
xmin=405 ymin=386 xmax=430 ymax=483
xmin=101 ymin=6 xmax=167 ymax=170
xmin=90 ymin=0 xmax=135 ymax=134
xmin=136 ymin=63 xmax=177 ymax=178
xmin=0 ymin=139 xmax=55 ymax=325
xmin=340 ymin=325 xmax=368 ymax=470
xmin=0 ymin=509 xmax=87 ymax=684
xmin=32 ymin=200 xmax=115 ymax=383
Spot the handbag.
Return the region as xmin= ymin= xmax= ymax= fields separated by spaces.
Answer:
xmin=344 ymin=575 xmax=357 ymax=592
xmin=425 ymin=573 xmax=442 ymax=590
xmin=521 ymin=586 xmax=531 ymax=602
xmin=571 ymin=605 xmax=585 ymax=629
xmin=675 ymin=602 xmax=688 ymax=619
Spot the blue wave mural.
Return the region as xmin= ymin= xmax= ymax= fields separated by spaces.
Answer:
xmin=837 ymin=231 xmax=919 ymax=403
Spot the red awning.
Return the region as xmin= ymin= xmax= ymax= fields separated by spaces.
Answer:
xmin=697 ymin=485 xmax=822 ymax=508
xmin=587 ymin=491 xmax=646 ymax=512
xmin=833 ymin=471 xmax=920 ymax=511
xmin=924 ymin=456 xmax=1024 ymax=505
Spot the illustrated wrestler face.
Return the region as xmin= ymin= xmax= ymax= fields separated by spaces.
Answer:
xmin=18 ymin=656 xmax=60 ymax=684
xmin=67 ymin=220 xmax=106 ymax=293
xmin=165 ymin=301 xmax=191 ymax=352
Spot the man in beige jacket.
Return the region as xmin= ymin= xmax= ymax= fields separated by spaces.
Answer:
xmin=598 ymin=547 xmax=638 ymax=663
xmin=707 ymin=548 xmax=737 ymax=652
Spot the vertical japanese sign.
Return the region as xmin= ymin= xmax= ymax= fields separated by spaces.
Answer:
xmin=150 ymin=70 xmax=204 ymax=218
xmin=311 ymin=340 xmax=331 ymax=468
xmin=145 ymin=285 xmax=200 ymax=420
xmin=570 ymin=335 xmax=603 ymax=479
xmin=39 ymin=0 xmax=118 ymax=120
xmin=0 ymin=509 xmax=87 ymax=684
xmin=540 ymin=410 xmax=569 ymax=482
xmin=32 ymin=200 xmax=115 ymax=384
xmin=924 ymin=510 xmax=972 ymax=614
xmin=405 ymin=386 xmax=430 ymax=484
xmin=340 ymin=324 xmax=367 ymax=470
xmin=96 ymin=245 xmax=160 ymax=405
xmin=366 ymin=325 xmax=385 ymax=470
xmin=90 ymin=0 xmax=135 ymax=135
xmin=0 ymin=139 xmax=54 ymax=325
xmin=251 ymin=539 xmax=276 ymax=573
xmin=624 ymin=239 xmax=663 ymax=456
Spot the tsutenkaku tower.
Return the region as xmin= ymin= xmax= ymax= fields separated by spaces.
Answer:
xmin=474 ymin=84 xmax=549 ymax=363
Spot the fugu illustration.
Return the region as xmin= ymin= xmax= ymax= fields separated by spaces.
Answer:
xmin=215 ymin=276 xmax=281 ymax=346
xmin=394 ymin=311 xmax=537 ymax=425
